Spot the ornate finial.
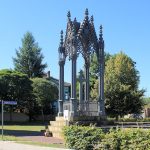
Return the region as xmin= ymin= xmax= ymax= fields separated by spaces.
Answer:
xmin=74 ymin=17 xmax=77 ymax=23
xmin=90 ymin=15 xmax=94 ymax=23
xmin=85 ymin=8 xmax=89 ymax=17
xmin=84 ymin=8 xmax=89 ymax=22
xmin=67 ymin=11 xmax=71 ymax=21
xmin=99 ymin=25 xmax=104 ymax=49
xmin=60 ymin=30 xmax=63 ymax=46
xmin=99 ymin=25 xmax=103 ymax=39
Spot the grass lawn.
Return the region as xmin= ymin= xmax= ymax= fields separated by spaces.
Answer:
xmin=0 ymin=124 xmax=45 ymax=131
xmin=0 ymin=123 xmax=45 ymax=137
xmin=0 ymin=123 xmax=45 ymax=141
xmin=0 ymin=123 xmax=65 ymax=148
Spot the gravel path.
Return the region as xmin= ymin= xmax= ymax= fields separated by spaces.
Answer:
xmin=21 ymin=136 xmax=64 ymax=144
xmin=0 ymin=141 xmax=70 ymax=150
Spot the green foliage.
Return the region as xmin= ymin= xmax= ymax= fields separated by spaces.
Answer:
xmin=105 ymin=52 xmax=144 ymax=118
xmin=32 ymin=78 xmax=58 ymax=108
xmin=13 ymin=32 xmax=47 ymax=78
xmin=90 ymin=79 xmax=99 ymax=100
xmin=90 ymin=52 xmax=111 ymax=100
xmin=63 ymin=125 xmax=150 ymax=150
xmin=0 ymin=69 xmax=32 ymax=110
xmin=99 ymin=128 xmax=150 ymax=150
xmin=143 ymin=97 xmax=150 ymax=106
xmin=89 ymin=52 xmax=144 ymax=118
xmin=76 ymin=79 xmax=80 ymax=100
xmin=63 ymin=125 xmax=104 ymax=150
xmin=31 ymin=78 xmax=58 ymax=119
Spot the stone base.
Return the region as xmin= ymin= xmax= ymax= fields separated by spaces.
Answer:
xmin=48 ymin=116 xmax=68 ymax=139
xmin=58 ymin=112 xmax=63 ymax=117
xmin=68 ymin=115 xmax=108 ymax=126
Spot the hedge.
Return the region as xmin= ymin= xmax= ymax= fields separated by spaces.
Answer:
xmin=63 ymin=126 xmax=150 ymax=150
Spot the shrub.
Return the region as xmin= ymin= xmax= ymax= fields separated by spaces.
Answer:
xmin=63 ymin=125 xmax=104 ymax=150
xmin=98 ymin=128 xmax=150 ymax=150
xmin=63 ymin=126 xmax=150 ymax=150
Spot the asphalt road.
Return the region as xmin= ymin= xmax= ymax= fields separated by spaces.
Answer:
xmin=0 ymin=141 xmax=70 ymax=150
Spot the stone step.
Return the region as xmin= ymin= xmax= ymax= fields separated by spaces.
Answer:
xmin=55 ymin=116 xmax=65 ymax=121
xmin=50 ymin=121 xmax=67 ymax=126
xmin=48 ymin=125 xmax=64 ymax=132
xmin=52 ymin=131 xmax=64 ymax=139
xmin=48 ymin=116 xmax=68 ymax=139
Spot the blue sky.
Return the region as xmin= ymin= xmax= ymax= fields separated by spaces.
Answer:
xmin=0 ymin=0 xmax=150 ymax=97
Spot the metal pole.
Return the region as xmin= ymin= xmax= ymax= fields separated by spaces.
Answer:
xmin=2 ymin=100 xmax=4 ymax=140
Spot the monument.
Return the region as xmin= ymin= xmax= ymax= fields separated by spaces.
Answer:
xmin=58 ymin=9 xmax=106 ymax=119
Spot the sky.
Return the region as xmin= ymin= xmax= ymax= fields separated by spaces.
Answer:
xmin=0 ymin=0 xmax=150 ymax=97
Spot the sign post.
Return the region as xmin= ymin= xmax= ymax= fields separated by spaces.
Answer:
xmin=1 ymin=100 xmax=17 ymax=140
xmin=1 ymin=100 xmax=3 ymax=140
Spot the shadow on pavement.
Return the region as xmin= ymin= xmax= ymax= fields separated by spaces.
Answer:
xmin=0 ymin=129 xmax=43 ymax=137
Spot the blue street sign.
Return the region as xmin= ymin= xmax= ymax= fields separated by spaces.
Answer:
xmin=0 ymin=100 xmax=17 ymax=105
xmin=4 ymin=101 xmax=17 ymax=105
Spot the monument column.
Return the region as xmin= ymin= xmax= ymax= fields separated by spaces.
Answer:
xmin=78 ymin=70 xmax=84 ymax=111
xmin=69 ymin=21 xmax=78 ymax=117
xmin=70 ymin=54 xmax=77 ymax=117
xmin=98 ymin=25 xmax=106 ymax=116
xmin=58 ymin=30 xmax=65 ymax=116
xmin=58 ymin=61 xmax=65 ymax=116
xmin=84 ymin=62 xmax=90 ymax=111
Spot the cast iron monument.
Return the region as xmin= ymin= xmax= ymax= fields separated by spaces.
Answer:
xmin=58 ymin=9 xmax=106 ymax=119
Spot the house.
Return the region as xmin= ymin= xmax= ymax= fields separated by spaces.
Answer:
xmin=44 ymin=71 xmax=71 ymax=113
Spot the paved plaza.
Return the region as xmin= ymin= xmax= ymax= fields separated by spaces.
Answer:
xmin=0 ymin=141 xmax=70 ymax=150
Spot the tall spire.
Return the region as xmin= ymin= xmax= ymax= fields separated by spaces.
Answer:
xmin=67 ymin=11 xmax=71 ymax=22
xmin=90 ymin=15 xmax=94 ymax=23
xmin=74 ymin=17 xmax=77 ymax=23
xmin=60 ymin=30 xmax=63 ymax=47
xmin=84 ymin=8 xmax=89 ymax=20
xmin=85 ymin=8 xmax=89 ymax=17
xmin=99 ymin=25 xmax=104 ymax=50
xmin=98 ymin=24 xmax=105 ymax=117
xmin=99 ymin=25 xmax=103 ymax=40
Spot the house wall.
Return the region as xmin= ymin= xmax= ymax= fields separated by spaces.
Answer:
xmin=0 ymin=112 xmax=29 ymax=122
xmin=144 ymin=108 xmax=150 ymax=117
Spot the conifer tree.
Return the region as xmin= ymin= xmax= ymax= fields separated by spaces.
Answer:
xmin=13 ymin=32 xmax=47 ymax=78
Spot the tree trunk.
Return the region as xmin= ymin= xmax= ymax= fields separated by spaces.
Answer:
xmin=115 ymin=115 xmax=119 ymax=121
xmin=41 ymin=108 xmax=44 ymax=123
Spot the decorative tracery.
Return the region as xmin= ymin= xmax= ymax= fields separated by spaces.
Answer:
xmin=63 ymin=9 xmax=98 ymax=63
xmin=58 ymin=9 xmax=106 ymax=117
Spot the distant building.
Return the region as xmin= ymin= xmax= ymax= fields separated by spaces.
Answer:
xmin=44 ymin=71 xmax=71 ymax=113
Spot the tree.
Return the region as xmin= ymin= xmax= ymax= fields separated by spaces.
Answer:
xmin=143 ymin=97 xmax=150 ymax=108
xmin=143 ymin=97 xmax=150 ymax=104
xmin=0 ymin=69 xmax=33 ymax=121
xmin=13 ymin=32 xmax=47 ymax=78
xmin=89 ymin=52 xmax=111 ymax=99
xmin=104 ymin=52 xmax=144 ymax=119
xmin=32 ymin=78 xmax=58 ymax=121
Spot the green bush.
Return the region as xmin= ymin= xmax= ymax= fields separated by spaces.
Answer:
xmin=118 ymin=118 xmax=138 ymax=122
xmin=98 ymin=128 xmax=150 ymax=150
xmin=63 ymin=125 xmax=104 ymax=150
xmin=63 ymin=126 xmax=150 ymax=150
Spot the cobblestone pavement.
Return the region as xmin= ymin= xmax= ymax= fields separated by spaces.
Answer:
xmin=21 ymin=136 xmax=64 ymax=144
xmin=0 ymin=141 xmax=71 ymax=150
